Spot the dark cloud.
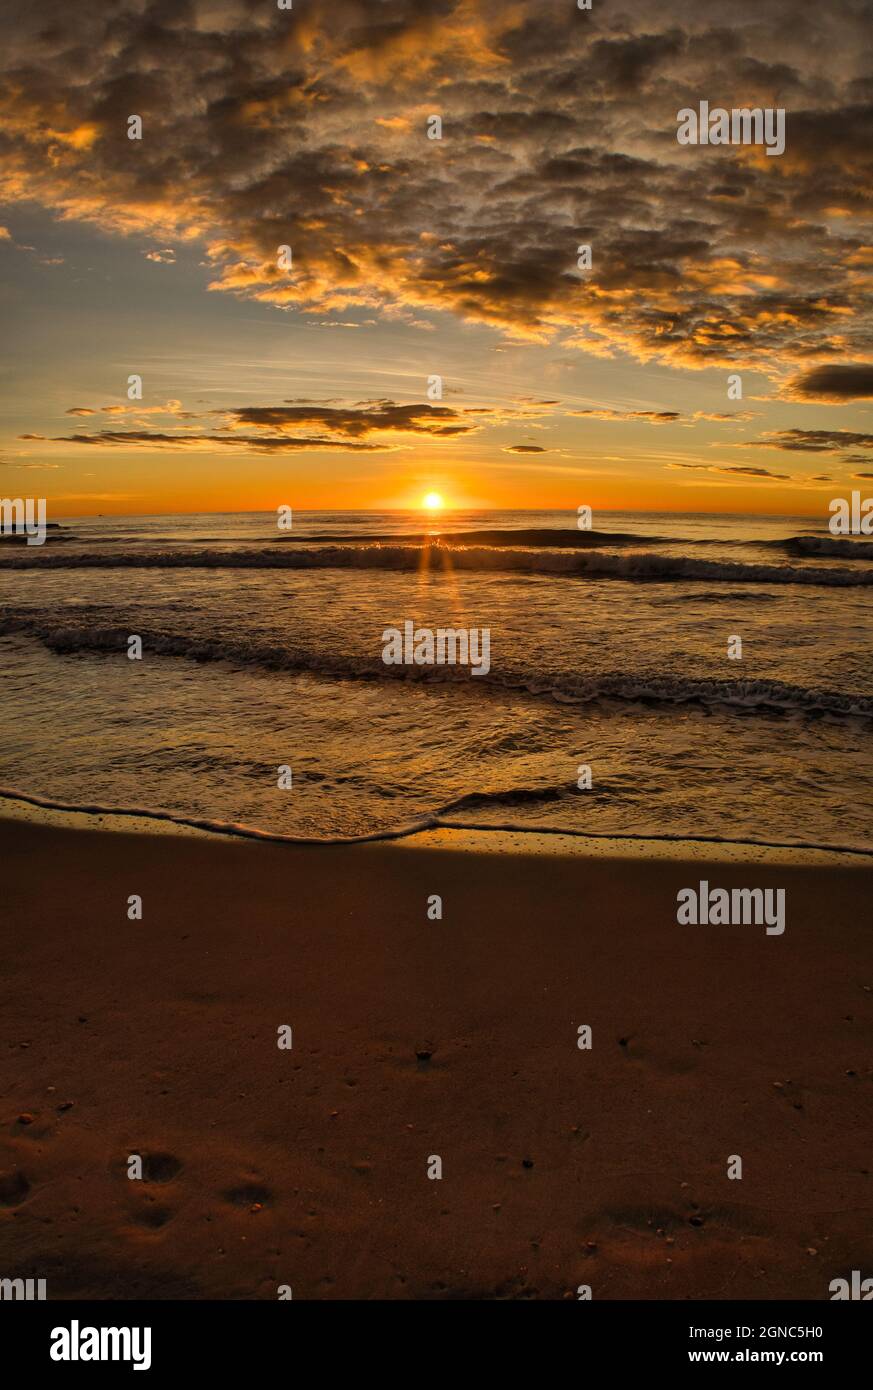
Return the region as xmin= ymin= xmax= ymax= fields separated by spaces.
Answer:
xmin=752 ymin=429 xmax=873 ymax=453
xmin=227 ymin=402 xmax=479 ymax=438
xmin=0 ymin=0 xmax=869 ymax=372
xmin=36 ymin=397 xmax=540 ymax=452
xmin=784 ymin=364 xmax=873 ymax=402
xmin=586 ymin=31 xmax=687 ymax=93
xmin=503 ymin=444 xmax=547 ymax=453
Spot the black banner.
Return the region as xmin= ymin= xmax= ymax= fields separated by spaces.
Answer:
xmin=3 ymin=1299 xmax=868 ymax=1375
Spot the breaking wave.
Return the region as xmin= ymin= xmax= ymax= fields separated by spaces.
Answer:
xmin=780 ymin=533 xmax=873 ymax=559
xmin=3 ymin=613 xmax=872 ymax=721
xmin=2 ymin=542 xmax=873 ymax=585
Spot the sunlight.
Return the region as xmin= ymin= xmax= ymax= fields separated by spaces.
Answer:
xmin=422 ymin=491 xmax=444 ymax=510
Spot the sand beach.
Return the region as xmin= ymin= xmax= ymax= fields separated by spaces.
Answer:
xmin=2 ymin=804 xmax=872 ymax=1300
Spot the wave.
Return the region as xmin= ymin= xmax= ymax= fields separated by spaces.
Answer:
xmin=286 ymin=527 xmax=677 ymax=547
xmin=439 ymin=784 xmax=573 ymax=814
xmin=4 ymin=614 xmax=872 ymax=721
xmin=3 ymin=542 xmax=873 ymax=586
xmin=653 ymin=589 xmax=780 ymax=603
xmin=2 ymin=785 xmax=871 ymax=858
xmin=781 ymin=534 xmax=873 ymax=560
xmin=298 ymin=527 xmax=873 ymax=562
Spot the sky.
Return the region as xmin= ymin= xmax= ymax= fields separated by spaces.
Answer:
xmin=0 ymin=0 xmax=871 ymax=517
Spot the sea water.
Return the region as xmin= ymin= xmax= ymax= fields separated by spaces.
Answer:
xmin=1 ymin=508 xmax=871 ymax=850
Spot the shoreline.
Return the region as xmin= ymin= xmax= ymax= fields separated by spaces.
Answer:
xmin=1 ymin=787 xmax=870 ymax=866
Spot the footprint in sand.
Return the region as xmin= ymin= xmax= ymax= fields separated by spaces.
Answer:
xmin=140 ymin=1152 xmax=184 ymax=1183
xmin=120 ymin=1154 xmax=183 ymax=1231
xmin=134 ymin=1202 xmax=174 ymax=1229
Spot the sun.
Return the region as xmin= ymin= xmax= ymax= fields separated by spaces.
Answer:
xmin=422 ymin=491 xmax=444 ymax=510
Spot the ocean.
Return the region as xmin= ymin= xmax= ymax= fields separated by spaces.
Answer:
xmin=1 ymin=508 xmax=871 ymax=850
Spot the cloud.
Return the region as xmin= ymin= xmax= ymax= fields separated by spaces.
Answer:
xmin=751 ymin=429 xmax=873 ymax=454
xmin=41 ymin=430 xmax=386 ymax=453
xmin=569 ymin=408 xmax=681 ymax=423
xmin=692 ymin=410 xmax=758 ymax=421
xmin=714 ymin=465 xmax=792 ymax=480
xmin=0 ymin=0 xmax=870 ymax=373
xmin=503 ymin=444 xmax=548 ymax=453
xmin=667 ymin=461 xmax=792 ymax=480
xmin=224 ymin=401 xmax=483 ymax=438
xmin=65 ymin=400 xmax=200 ymax=420
xmin=783 ymin=364 xmax=873 ymax=402
xmin=144 ymin=247 xmax=176 ymax=263
xmin=27 ymin=396 xmax=558 ymax=455
xmin=578 ymin=407 xmax=761 ymax=429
